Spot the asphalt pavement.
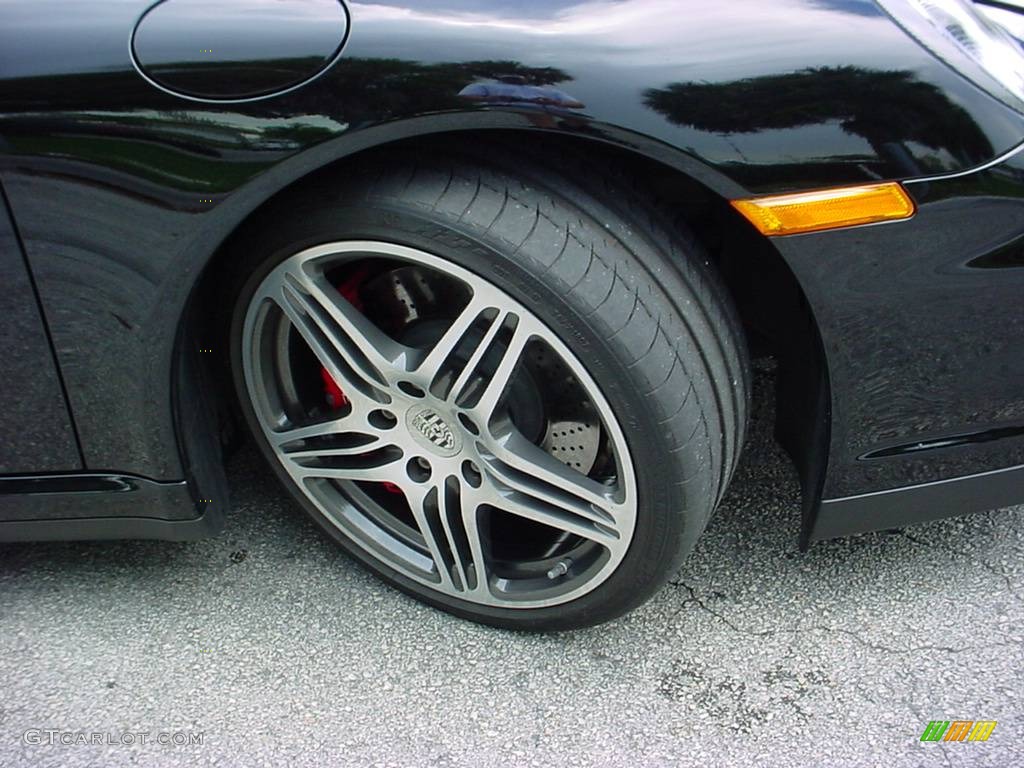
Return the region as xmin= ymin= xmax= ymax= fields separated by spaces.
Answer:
xmin=1 ymin=365 xmax=1022 ymax=767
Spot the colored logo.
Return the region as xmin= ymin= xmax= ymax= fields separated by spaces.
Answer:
xmin=920 ymin=720 xmax=997 ymax=742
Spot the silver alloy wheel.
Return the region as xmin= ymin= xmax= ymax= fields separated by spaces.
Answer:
xmin=241 ymin=241 xmax=637 ymax=608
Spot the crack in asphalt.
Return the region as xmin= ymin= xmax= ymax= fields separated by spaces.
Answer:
xmin=668 ymin=580 xmax=1022 ymax=656
xmin=899 ymin=530 xmax=1021 ymax=602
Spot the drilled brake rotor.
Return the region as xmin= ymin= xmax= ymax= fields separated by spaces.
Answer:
xmin=542 ymin=420 xmax=601 ymax=472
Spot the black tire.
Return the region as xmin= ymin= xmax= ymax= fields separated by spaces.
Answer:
xmin=226 ymin=143 xmax=750 ymax=630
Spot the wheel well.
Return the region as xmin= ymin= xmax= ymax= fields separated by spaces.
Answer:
xmin=185 ymin=129 xmax=830 ymax=528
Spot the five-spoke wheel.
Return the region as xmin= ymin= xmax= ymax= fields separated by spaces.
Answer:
xmin=242 ymin=241 xmax=637 ymax=607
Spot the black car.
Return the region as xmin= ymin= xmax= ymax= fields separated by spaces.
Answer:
xmin=1 ymin=0 xmax=1023 ymax=630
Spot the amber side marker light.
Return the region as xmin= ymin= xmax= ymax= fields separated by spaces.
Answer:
xmin=730 ymin=182 xmax=916 ymax=236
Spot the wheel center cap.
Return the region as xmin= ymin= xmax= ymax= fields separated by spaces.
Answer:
xmin=406 ymin=405 xmax=462 ymax=457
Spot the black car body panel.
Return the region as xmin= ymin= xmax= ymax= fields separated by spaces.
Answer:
xmin=781 ymin=151 xmax=1024 ymax=498
xmin=0 ymin=188 xmax=80 ymax=474
xmin=0 ymin=0 xmax=1022 ymax=541
xmin=778 ymin=148 xmax=1024 ymax=539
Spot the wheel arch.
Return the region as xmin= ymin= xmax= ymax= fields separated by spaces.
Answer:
xmin=174 ymin=120 xmax=831 ymax=544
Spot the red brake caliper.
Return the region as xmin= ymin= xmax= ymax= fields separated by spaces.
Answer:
xmin=320 ymin=267 xmax=403 ymax=496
